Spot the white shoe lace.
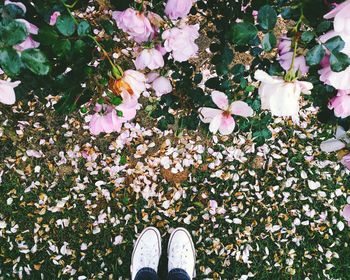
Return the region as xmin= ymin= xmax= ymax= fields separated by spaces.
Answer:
xmin=136 ymin=240 xmax=159 ymax=270
xmin=169 ymin=242 xmax=192 ymax=272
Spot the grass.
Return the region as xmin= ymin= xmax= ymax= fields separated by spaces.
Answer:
xmin=0 ymin=100 xmax=349 ymax=280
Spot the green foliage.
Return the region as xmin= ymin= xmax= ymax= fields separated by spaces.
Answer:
xmin=329 ymin=51 xmax=350 ymax=72
xmin=231 ymin=22 xmax=258 ymax=46
xmin=0 ymin=20 xmax=27 ymax=46
xmin=21 ymin=49 xmax=50 ymax=75
xmin=0 ymin=48 xmax=21 ymax=75
xmin=306 ymin=45 xmax=325 ymax=66
xmin=56 ymin=14 xmax=76 ymax=36
xmin=258 ymin=5 xmax=277 ymax=30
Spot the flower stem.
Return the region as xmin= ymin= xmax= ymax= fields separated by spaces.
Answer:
xmin=88 ymin=35 xmax=123 ymax=79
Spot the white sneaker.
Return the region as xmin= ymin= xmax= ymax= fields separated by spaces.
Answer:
xmin=167 ymin=227 xmax=196 ymax=279
xmin=130 ymin=227 xmax=162 ymax=280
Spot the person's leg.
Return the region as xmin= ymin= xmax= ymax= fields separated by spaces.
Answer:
xmin=131 ymin=227 xmax=162 ymax=280
xmin=134 ymin=267 xmax=158 ymax=280
xmin=167 ymin=228 xmax=195 ymax=280
xmin=167 ymin=268 xmax=191 ymax=280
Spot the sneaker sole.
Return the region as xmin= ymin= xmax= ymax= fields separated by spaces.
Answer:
xmin=130 ymin=226 xmax=162 ymax=280
xmin=167 ymin=227 xmax=196 ymax=278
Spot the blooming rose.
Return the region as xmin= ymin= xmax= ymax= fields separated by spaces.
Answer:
xmin=162 ymin=24 xmax=199 ymax=62
xmin=50 ymin=11 xmax=61 ymax=26
xmin=152 ymin=76 xmax=172 ymax=97
xmin=199 ymin=91 xmax=253 ymax=135
xmin=112 ymin=8 xmax=153 ymax=43
xmin=278 ymin=37 xmax=309 ymax=75
xmin=89 ymin=104 xmax=123 ymax=135
xmin=134 ymin=48 xmax=164 ymax=70
xmin=110 ymin=70 xmax=147 ymax=98
xmin=0 ymin=79 xmax=20 ymax=105
xmin=4 ymin=0 xmax=26 ymax=13
xmin=254 ymin=70 xmax=313 ymax=117
xmin=324 ymin=0 xmax=350 ymax=37
xmin=328 ymin=90 xmax=350 ymax=118
xmin=14 ymin=19 xmax=40 ymax=51
xmin=341 ymin=204 xmax=350 ymax=226
xmin=165 ymin=0 xmax=195 ymax=20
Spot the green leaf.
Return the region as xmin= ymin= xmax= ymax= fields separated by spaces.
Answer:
xmin=316 ymin=21 xmax=331 ymax=33
xmin=0 ymin=48 xmax=21 ymax=76
xmin=77 ymin=21 xmax=91 ymax=36
xmin=262 ymin=31 xmax=277 ymax=51
xmin=324 ymin=36 xmax=345 ymax=52
xmin=231 ymin=22 xmax=258 ymax=46
xmin=21 ymin=49 xmax=50 ymax=75
xmin=0 ymin=21 xmax=28 ymax=46
xmin=53 ymin=39 xmax=71 ymax=57
xmin=35 ymin=26 xmax=59 ymax=45
xmin=56 ymin=14 xmax=76 ymax=36
xmin=3 ymin=4 xmax=25 ymax=17
xmin=329 ymin=51 xmax=350 ymax=72
xmin=301 ymin=31 xmax=314 ymax=43
xmin=306 ymin=45 xmax=325 ymax=66
xmin=258 ymin=5 xmax=277 ymax=30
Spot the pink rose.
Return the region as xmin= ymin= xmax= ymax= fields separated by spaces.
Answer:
xmin=341 ymin=204 xmax=350 ymax=226
xmin=165 ymin=0 xmax=195 ymax=20
xmin=112 ymin=8 xmax=154 ymax=43
xmin=89 ymin=104 xmax=123 ymax=135
xmin=4 ymin=0 xmax=26 ymax=13
xmin=152 ymin=76 xmax=172 ymax=97
xmin=134 ymin=48 xmax=164 ymax=70
xmin=324 ymin=0 xmax=350 ymax=37
xmin=328 ymin=90 xmax=350 ymax=118
xmin=0 ymin=79 xmax=20 ymax=105
xmin=278 ymin=37 xmax=309 ymax=75
xmin=122 ymin=70 xmax=148 ymax=97
xmin=199 ymin=91 xmax=253 ymax=135
xmin=13 ymin=19 xmax=40 ymax=51
xmin=50 ymin=11 xmax=61 ymax=26
xmin=162 ymin=24 xmax=199 ymax=62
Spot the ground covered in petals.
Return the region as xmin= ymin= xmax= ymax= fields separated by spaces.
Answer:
xmin=0 ymin=97 xmax=349 ymax=280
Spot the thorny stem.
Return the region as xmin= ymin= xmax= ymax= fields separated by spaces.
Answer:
xmin=88 ymin=35 xmax=124 ymax=79
xmin=62 ymin=0 xmax=123 ymax=79
xmin=285 ymin=7 xmax=304 ymax=81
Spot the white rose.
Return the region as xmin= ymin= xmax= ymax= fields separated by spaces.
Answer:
xmin=254 ymin=70 xmax=313 ymax=117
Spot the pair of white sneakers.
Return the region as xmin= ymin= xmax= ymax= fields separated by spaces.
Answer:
xmin=131 ymin=227 xmax=196 ymax=279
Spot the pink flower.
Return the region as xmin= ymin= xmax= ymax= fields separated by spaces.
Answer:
xmin=117 ymin=90 xmax=140 ymax=121
xmin=0 ymin=79 xmax=20 ymax=105
xmin=50 ymin=11 xmax=61 ymax=26
xmin=134 ymin=48 xmax=164 ymax=70
xmin=328 ymin=90 xmax=350 ymax=118
xmin=162 ymin=24 xmax=199 ymax=62
xmin=255 ymin=70 xmax=313 ymax=117
xmin=319 ymin=58 xmax=350 ymax=90
xmin=165 ymin=0 xmax=195 ymax=20
xmin=324 ymin=0 xmax=350 ymax=37
xmin=122 ymin=70 xmax=148 ymax=97
xmin=13 ymin=19 xmax=40 ymax=51
xmin=89 ymin=104 xmax=123 ymax=135
xmin=152 ymin=76 xmax=172 ymax=97
xmin=199 ymin=91 xmax=253 ymax=135
xmin=112 ymin=8 xmax=154 ymax=43
xmin=4 ymin=0 xmax=26 ymax=13
xmin=341 ymin=204 xmax=350 ymax=226
xmin=341 ymin=153 xmax=350 ymax=170
xmin=278 ymin=37 xmax=309 ymax=75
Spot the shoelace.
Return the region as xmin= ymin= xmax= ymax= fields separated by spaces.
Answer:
xmin=169 ymin=243 xmax=191 ymax=271
xmin=137 ymin=240 xmax=159 ymax=269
